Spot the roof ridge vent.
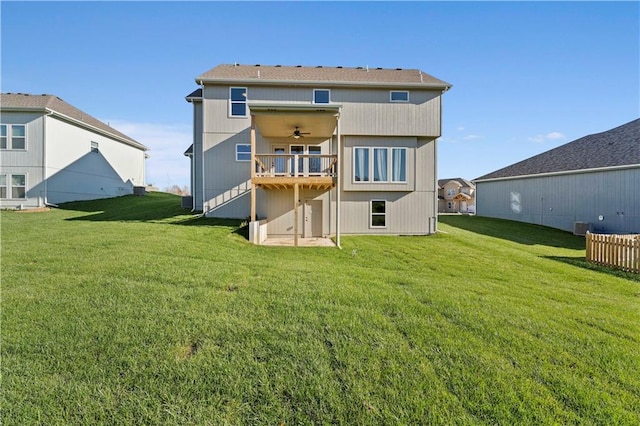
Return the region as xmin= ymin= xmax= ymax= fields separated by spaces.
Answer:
xmin=296 ymin=65 xmax=302 ymax=67
xmin=275 ymin=65 xmax=281 ymax=67
xmin=337 ymin=66 xmax=343 ymax=68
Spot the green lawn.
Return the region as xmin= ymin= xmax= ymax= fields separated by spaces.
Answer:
xmin=2 ymin=193 xmax=638 ymax=425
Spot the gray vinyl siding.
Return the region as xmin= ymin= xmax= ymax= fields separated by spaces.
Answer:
xmin=264 ymin=189 xmax=330 ymax=236
xmin=337 ymin=191 xmax=434 ymax=235
xmin=192 ymin=102 xmax=203 ymax=210
xmin=476 ymin=167 xmax=640 ymax=234
xmin=202 ymin=85 xmax=442 ymax=137
xmin=0 ymin=111 xmax=45 ymax=207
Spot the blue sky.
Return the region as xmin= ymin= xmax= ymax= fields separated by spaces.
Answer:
xmin=2 ymin=1 xmax=638 ymax=189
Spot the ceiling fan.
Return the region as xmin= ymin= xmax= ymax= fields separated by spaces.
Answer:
xmin=290 ymin=126 xmax=310 ymax=139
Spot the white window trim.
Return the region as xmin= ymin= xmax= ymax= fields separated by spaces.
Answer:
xmin=3 ymin=173 xmax=27 ymax=200
xmin=390 ymin=91 xmax=410 ymax=102
xmin=1 ymin=124 xmax=27 ymax=150
xmin=353 ymin=146 xmax=407 ymax=184
xmin=91 ymin=141 xmax=99 ymax=153
xmin=229 ymin=87 xmax=248 ymax=118
xmin=370 ymin=199 xmax=387 ymax=229
xmin=0 ymin=173 xmax=7 ymax=199
xmin=313 ymin=89 xmax=331 ymax=104
xmin=235 ymin=143 xmax=251 ymax=162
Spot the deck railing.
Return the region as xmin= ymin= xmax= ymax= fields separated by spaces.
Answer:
xmin=585 ymin=232 xmax=640 ymax=273
xmin=254 ymin=154 xmax=337 ymax=178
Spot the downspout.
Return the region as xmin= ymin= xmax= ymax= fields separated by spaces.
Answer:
xmin=336 ymin=110 xmax=342 ymax=249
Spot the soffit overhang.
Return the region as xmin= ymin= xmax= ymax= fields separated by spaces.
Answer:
xmin=248 ymin=103 xmax=340 ymax=139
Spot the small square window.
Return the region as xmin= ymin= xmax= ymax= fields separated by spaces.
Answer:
xmin=91 ymin=141 xmax=99 ymax=153
xmin=390 ymin=91 xmax=409 ymax=102
xmin=313 ymin=89 xmax=330 ymax=104
xmin=236 ymin=144 xmax=251 ymax=161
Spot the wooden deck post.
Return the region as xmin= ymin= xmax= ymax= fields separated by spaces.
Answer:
xmin=250 ymin=115 xmax=256 ymax=222
xmin=294 ymin=183 xmax=299 ymax=247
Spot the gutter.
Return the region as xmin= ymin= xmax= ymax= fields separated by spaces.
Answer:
xmin=474 ymin=163 xmax=640 ymax=183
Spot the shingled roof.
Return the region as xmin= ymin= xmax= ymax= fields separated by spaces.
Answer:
xmin=196 ymin=64 xmax=451 ymax=89
xmin=475 ymin=118 xmax=640 ymax=181
xmin=1 ymin=93 xmax=146 ymax=150
xmin=438 ymin=178 xmax=475 ymax=189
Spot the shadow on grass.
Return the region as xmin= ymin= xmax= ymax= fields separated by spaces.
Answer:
xmin=546 ymin=256 xmax=640 ymax=283
xmin=439 ymin=215 xmax=585 ymax=250
xmin=60 ymin=193 xmax=247 ymax=233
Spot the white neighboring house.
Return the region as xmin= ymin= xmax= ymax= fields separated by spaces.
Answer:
xmin=1 ymin=93 xmax=147 ymax=208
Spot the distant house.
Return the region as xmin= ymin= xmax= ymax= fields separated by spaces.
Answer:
xmin=185 ymin=63 xmax=451 ymax=246
xmin=474 ymin=118 xmax=640 ymax=234
xmin=438 ymin=178 xmax=475 ymax=213
xmin=1 ymin=93 xmax=147 ymax=208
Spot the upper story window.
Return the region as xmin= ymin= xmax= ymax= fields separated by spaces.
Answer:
xmin=313 ymin=89 xmax=330 ymax=104
xmin=446 ymin=188 xmax=456 ymax=196
xmin=354 ymin=147 xmax=407 ymax=183
xmin=390 ymin=91 xmax=409 ymax=102
xmin=1 ymin=124 xmax=26 ymax=150
xmin=91 ymin=141 xmax=99 ymax=153
xmin=229 ymin=87 xmax=248 ymax=117
xmin=236 ymin=144 xmax=251 ymax=161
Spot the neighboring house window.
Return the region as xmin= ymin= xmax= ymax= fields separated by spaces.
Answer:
xmin=0 ymin=124 xmax=26 ymax=150
xmin=446 ymin=188 xmax=456 ymax=196
xmin=11 ymin=174 xmax=26 ymax=199
xmin=0 ymin=125 xmax=6 ymax=149
xmin=313 ymin=89 xmax=330 ymax=104
xmin=91 ymin=141 xmax=99 ymax=153
xmin=0 ymin=174 xmax=6 ymax=198
xmin=229 ymin=87 xmax=247 ymax=117
xmin=390 ymin=91 xmax=409 ymax=102
xmin=236 ymin=144 xmax=251 ymax=161
xmin=354 ymin=147 xmax=407 ymax=183
xmin=371 ymin=200 xmax=387 ymax=228
xmin=354 ymin=147 xmax=370 ymax=182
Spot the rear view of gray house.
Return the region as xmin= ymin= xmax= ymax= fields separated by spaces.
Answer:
xmin=185 ymin=63 xmax=451 ymax=245
xmin=1 ymin=93 xmax=147 ymax=208
xmin=475 ymin=118 xmax=640 ymax=234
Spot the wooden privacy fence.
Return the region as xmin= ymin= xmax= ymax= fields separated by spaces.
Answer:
xmin=585 ymin=232 xmax=640 ymax=273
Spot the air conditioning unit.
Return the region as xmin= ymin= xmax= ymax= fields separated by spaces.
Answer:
xmin=181 ymin=196 xmax=193 ymax=209
xmin=573 ymin=222 xmax=589 ymax=236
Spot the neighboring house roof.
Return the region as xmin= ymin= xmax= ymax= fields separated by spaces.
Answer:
xmin=185 ymin=88 xmax=202 ymax=101
xmin=0 ymin=93 xmax=147 ymax=150
xmin=195 ymin=64 xmax=452 ymax=89
xmin=438 ymin=178 xmax=475 ymax=188
xmin=476 ymin=118 xmax=640 ymax=181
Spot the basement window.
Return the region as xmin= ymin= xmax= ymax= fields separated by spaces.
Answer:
xmin=11 ymin=174 xmax=26 ymax=199
xmin=0 ymin=175 xmax=6 ymax=198
xmin=371 ymin=200 xmax=387 ymax=228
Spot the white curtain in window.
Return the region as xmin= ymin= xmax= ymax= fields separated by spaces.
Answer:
xmin=392 ymin=149 xmax=406 ymax=182
xmin=355 ymin=148 xmax=368 ymax=181
xmin=374 ymin=148 xmax=387 ymax=182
